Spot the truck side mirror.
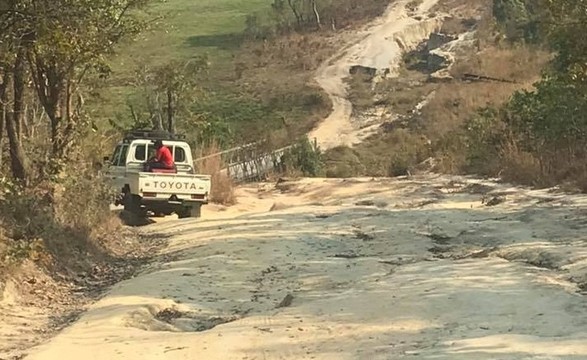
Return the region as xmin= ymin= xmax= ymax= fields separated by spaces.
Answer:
xmin=103 ymin=156 xmax=109 ymax=162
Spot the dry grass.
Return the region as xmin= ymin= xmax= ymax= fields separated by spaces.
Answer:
xmin=0 ymin=161 xmax=164 ymax=330
xmin=451 ymin=46 xmax=550 ymax=84
xmin=421 ymin=81 xmax=519 ymax=138
xmin=328 ymin=0 xmax=552 ymax=179
xmin=422 ymin=42 xmax=550 ymax=171
xmin=324 ymin=129 xmax=431 ymax=178
xmin=497 ymin=140 xmax=546 ymax=186
xmin=194 ymin=143 xmax=236 ymax=206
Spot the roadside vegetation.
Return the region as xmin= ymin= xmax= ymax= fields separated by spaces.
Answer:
xmin=329 ymin=0 xmax=587 ymax=192
xmin=0 ymin=3 xmax=171 ymax=354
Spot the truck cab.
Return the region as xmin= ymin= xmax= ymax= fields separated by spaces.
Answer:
xmin=104 ymin=130 xmax=211 ymax=219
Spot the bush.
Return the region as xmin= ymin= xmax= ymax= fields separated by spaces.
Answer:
xmin=461 ymin=107 xmax=505 ymax=175
xmin=323 ymin=146 xmax=366 ymax=178
xmin=0 ymin=163 xmax=120 ymax=269
xmin=280 ymin=136 xmax=323 ymax=177
xmin=194 ymin=143 xmax=236 ymax=205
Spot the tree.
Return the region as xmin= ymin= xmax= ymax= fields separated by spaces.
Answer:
xmin=0 ymin=0 xmax=151 ymax=182
xmin=492 ymin=0 xmax=549 ymax=43
xmin=541 ymin=0 xmax=587 ymax=81
xmin=0 ymin=3 xmax=30 ymax=182
xmin=124 ymin=57 xmax=208 ymax=133
xmin=470 ymin=0 xmax=587 ymax=184
xmin=23 ymin=0 xmax=149 ymax=161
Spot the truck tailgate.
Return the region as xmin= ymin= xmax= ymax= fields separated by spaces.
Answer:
xmin=128 ymin=172 xmax=211 ymax=201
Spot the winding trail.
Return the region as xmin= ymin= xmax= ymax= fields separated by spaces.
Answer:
xmin=309 ymin=0 xmax=443 ymax=150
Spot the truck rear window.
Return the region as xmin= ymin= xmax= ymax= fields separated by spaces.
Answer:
xmin=134 ymin=144 xmax=156 ymax=161
xmin=127 ymin=143 xmax=187 ymax=163
xmin=174 ymin=147 xmax=186 ymax=162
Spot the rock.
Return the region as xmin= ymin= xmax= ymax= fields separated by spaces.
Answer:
xmin=269 ymin=202 xmax=292 ymax=212
xmin=349 ymin=65 xmax=377 ymax=78
xmin=427 ymin=72 xmax=453 ymax=83
xmin=483 ymin=196 xmax=506 ymax=207
xmin=276 ymin=294 xmax=294 ymax=308
xmin=427 ymin=32 xmax=458 ymax=51
xmin=427 ymin=53 xmax=450 ymax=72
xmin=355 ymin=200 xmax=375 ymax=206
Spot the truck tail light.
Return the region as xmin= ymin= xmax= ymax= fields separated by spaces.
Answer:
xmin=143 ymin=192 xmax=157 ymax=197
xmin=191 ymin=194 xmax=205 ymax=200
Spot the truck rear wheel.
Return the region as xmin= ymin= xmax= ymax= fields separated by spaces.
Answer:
xmin=123 ymin=194 xmax=147 ymax=217
xmin=177 ymin=204 xmax=202 ymax=219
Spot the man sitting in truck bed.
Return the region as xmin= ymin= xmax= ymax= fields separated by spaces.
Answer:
xmin=145 ymin=139 xmax=175 ymax=172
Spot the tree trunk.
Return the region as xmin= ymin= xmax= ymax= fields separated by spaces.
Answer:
xmin=311 ymin=0 xmax=322 ymax=29
xmin=166 ymin=89 xmax=173 ymax=133
xmin=28 ymin=54 xmax=62 ymax=158
xmin=149 ymin=92 xmax=163 ymax=130
xmin=287 ymin=0 xmax=302 ymax=26
xmin=6 ymin=54 xmax=28 ymax=183
xmin=0 ymin=74 xmax=7 ymax=167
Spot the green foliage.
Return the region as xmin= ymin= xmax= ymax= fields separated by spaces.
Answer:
xmin=0 ymin=178 xmax=55 ymax=241
xmin=55 ymin=165 xmax=117 ymax=231
xmin=492 ymin=0 xmax=547 ymax=43
xmin=462 ymin=107 xmax=505 ymax=174
xmin=544 ymin=0 xmax=587 ymax=81
xmin=4 ymin=238 xmax=45 ymax=264
xmin=118 ymin=57 xmax=208 ymax=133
xmin=443 ymin=0 xmax=587 ymax=187
xmin=0 ymin=162 xmax=118 ymax=269
xmin=280 ymin=137 xmax=323 ymax=176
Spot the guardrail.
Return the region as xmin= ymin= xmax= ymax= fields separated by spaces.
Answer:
xmin=194 ymin=138 xmax=314 ymax=183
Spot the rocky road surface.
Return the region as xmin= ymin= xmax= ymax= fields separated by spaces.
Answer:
xmin=23 ymin=175 xmax=587 ymax=359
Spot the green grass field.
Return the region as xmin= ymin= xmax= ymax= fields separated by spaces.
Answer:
xmin=118 ymin=0 xmax=270 ymax=66
xmin=95 ymin=0 xmax=272 ymax=129
xmin=95 ymin=0 xmax=344 ymax=148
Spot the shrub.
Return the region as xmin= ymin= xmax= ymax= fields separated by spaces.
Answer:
xmin=323 ymin=146 xmax=366 ymax=178
xmin=194 ymin=143 xmax=236 ymax=205
xmin=0 ymin=162 xmax=120 ymax=270
xmin=280 ymin=136 xmax=323 ymax=177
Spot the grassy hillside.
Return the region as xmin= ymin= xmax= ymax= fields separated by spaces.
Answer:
xmin=94 ymin=0 xmax=276 ymax=136
xmin=96 ymin=0 xmax=267 ymax=109
xmin=94 ymin=0 xmax=390 ymax=148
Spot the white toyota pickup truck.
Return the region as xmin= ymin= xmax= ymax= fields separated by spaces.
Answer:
xmin=104 ymin=130 xmax=211 ymax=219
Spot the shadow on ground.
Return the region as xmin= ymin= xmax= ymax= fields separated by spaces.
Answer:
xmin=25 ymin=193 xmax=587 ymax=359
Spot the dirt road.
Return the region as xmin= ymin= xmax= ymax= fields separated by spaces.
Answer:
xmin=23 ymin=176 xmax=587 ymax=359
xmin=309 ymin=0 xmax=442 ymax=150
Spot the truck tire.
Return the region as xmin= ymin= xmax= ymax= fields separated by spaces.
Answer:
xmin=123 ymin=194 xmax=146 ymax=217
xmin=177 ymin=204 xmax=202 ymax=219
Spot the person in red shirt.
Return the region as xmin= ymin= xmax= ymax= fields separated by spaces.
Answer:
xmin=146 ymin=140 xmax=175 ymax=171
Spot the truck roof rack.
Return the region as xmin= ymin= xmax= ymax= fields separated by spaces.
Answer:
xmin=123 ymin=129 xmax=186 ymax=142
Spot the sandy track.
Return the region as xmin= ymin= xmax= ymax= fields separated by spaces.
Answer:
xmin=309 ymin=0 xmax=443 ymax=150
xmin=23 ymin=175 xmax=587 ymax=359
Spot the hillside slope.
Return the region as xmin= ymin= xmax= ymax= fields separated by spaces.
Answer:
xmin=310 ymin=0 xmax=443 ymax=150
